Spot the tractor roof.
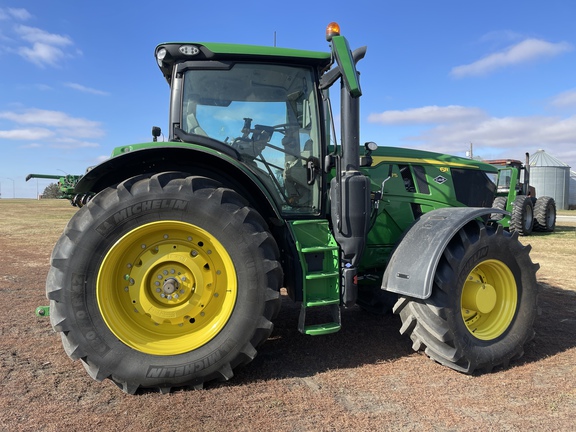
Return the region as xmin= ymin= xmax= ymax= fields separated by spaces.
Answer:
xmin=155 ymin=42 xmax=332 ymax=84
xmin=485 ymin=159 xmax=523 ymax=168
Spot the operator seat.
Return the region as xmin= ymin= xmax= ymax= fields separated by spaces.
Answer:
xmin=184 ymin=100 xmax=208 ymax=136
xmin=185 ymin=112 xmax=208 ymax=136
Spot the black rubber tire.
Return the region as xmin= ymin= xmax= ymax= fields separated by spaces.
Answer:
xmin=490 ymin=196 xmax=507 ymax=221
xmin=533 ymin=196 xmax=556 ymax=232
xmin=510 ymin=195 xmax=534 ymax=236
xmin=393 ymin=221 xmax=539 ymax=374
xmin=47 ymin=172 xmax=282 ymax=393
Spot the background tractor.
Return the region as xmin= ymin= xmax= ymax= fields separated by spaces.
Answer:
xmin=25 ymin=173 xmax=82 ymax=201
xmin=487 ymin=153 xmax=556 ymax=235
xmin=40 ymin=23 xmax=539 ymax=394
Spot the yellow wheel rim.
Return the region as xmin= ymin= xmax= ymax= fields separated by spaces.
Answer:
xmin=97 ymin=220 xmax=237 ymax=355
xmin=461 ymin=259 xmax=517 ymax=340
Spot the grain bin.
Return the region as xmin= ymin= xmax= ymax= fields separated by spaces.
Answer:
xmin=529 ymin=150 xmax=570 ymax=210
xmin=570 ymin=170 xmax=576 ymax=209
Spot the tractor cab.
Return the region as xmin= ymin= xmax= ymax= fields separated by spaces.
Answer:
xmin=154 ymin=42 xmax=333 ymax=216
xmin=487 ymin=158 xmax=534 ymax=197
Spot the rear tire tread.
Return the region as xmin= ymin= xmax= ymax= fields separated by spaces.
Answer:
xmin=47 ymin=172 xmax=282 ymax=394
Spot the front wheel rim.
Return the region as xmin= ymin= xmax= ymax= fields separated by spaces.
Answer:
xmin=461 ymin=259 xmax=517 ymax=340
xmin=97 ymin=220 xmax=237 ymax=355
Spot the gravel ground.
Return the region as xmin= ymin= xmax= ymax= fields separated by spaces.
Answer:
xmin=1 ymin=200 xmax=574 ymax=431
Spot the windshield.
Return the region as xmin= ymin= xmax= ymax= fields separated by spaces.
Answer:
xmin=181 ymin=63 xmax=322 ymax=214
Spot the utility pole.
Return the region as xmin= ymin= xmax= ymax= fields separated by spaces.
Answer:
xmin=466 ymin=142 xmax=473 ymax=159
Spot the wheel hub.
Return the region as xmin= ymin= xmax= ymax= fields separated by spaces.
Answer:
xmin=461 ymin=260 xmax=518 ymax=340
xmin=162 ymin=277 xmax=179 ymax=295
xmin=462 ymin=281 xmax=497 ymax=314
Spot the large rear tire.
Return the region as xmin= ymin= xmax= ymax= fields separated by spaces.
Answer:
xmin=509 ymin=195 xmax=534 ymax=236
xmin=394 ymin=221 xmax=539 ymax=373
xmin=47 ymin=173 xmax=282 ymax=393
xmin=533 ymin=196 xmax=556 ymax=232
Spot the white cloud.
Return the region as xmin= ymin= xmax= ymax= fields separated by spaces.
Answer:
xmin=549 ymin=89 xmax=576 ymax=109
xmin=0 ymin=127 xmax=53 ymax=140
xmin=18 ymin=42 xmax=68 ymax=67
xmin=0 ymin=108 xmax=104 ymax=140
xmin=95 ymin=155 xmax=111 ymax=164
xmin=10 ymin=24 xmax=76 ymax=68
xmin=14 ymin=25 xmax=72 ymax=46
xmin=367 ymin=106 xmax=576 ymax=169
xmin=368 ymin=105 xmax=485 ymax=125
xmin=49 ymin=136 xmax=100 ymax=149
xmin=0 ymin=7 xmax=31 ymax=21
xmin=19 ymin=143 xmax=42 ymax=149
xmin=451 ymin=38 xmax=573 ymax=78
xmin=65 ymin=82 xmax=110 ymax=96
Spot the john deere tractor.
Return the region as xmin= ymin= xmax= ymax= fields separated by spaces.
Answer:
xmin=487 ymin=153 xmax=556 ymax=235
xmin=41 ymin=23 xmax=539 ymax=393
xmin=25 ymin=173 xmax=82 ymax=201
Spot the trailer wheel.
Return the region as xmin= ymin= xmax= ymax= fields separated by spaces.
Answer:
xmin=394 ymin=221 xmax=539 ymax=374
xmin=533 ymin=196 xmax=556 ymax=232
xmin=47 ymin=173 xmax=282 ymax=393
xmin=510 ymin=195 xmax=534 ymax=236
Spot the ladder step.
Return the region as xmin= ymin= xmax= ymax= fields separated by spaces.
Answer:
xmin=301 ymin=246 xmax=339 ymax=253
xmin=291 ymin=220 xmax=325 ymax=225
xmin=305 ymin=298 xmax=340 ymax=307
xmin=290 ymin=219 xmax=341 ymax=337
xmin=305 ymin=271 xmax=339 ymax=280
xmin=303 ymin=322 xmax=341 ymax=335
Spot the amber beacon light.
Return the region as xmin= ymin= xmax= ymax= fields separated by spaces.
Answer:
xmin=325 ymin=22 xmax=341 ymax=41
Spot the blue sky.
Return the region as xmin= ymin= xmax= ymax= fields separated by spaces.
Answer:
xmin=1 ymin=1 xmax=575 ymax=198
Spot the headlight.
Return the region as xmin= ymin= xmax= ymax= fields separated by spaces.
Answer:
xmin=178 ymin=45 xmax=200 ymax=56
xmin=156 ymin=48 xmax=167 ymax=66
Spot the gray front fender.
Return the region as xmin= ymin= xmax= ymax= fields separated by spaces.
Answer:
xmin=381 ymin=207 xmax=508 ymax=299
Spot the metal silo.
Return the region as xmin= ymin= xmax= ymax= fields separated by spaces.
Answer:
xmin=570 ymin=171 xmax=576 ymax=209
xmin=529 ymin=150 xmax=571 ymax=210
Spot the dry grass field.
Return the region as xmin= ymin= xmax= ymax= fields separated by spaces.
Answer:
xmin=1 ymin=199 xmax=574 ymax=431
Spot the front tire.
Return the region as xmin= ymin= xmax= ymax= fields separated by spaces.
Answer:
xmin=47 ymin=173 xmax=282 ymax=393
xmin=490 ymin=196 xmax=507 ymax=221
xmin=394 ymin=221 xmax=539 ymax=373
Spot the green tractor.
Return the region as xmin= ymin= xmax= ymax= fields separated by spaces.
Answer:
xmin=25 ymin=173 xmax=83 ymax=201
xmin=41 ymin=23 xmax=539 ymax=393
xmin=487 ymin=154 xmax=556 ymax=235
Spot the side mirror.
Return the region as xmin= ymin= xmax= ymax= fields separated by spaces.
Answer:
xmin=152 ymin=126 xmax=162 ymax=142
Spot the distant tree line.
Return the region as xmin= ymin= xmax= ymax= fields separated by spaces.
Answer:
xmin=42 ymin=183 xmax=61 ymax=199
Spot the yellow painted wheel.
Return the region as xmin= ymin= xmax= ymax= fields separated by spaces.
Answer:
xmin=461 ymin=259 xmax=517 ymax=340
xmin=97 ymin=220 xmax=237 ymax=355
xmin=396 ymin=219 xmax=538 ymax=374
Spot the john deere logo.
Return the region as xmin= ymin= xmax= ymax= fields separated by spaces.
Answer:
xmin=434 ymin=175 xmax=447 ymax=184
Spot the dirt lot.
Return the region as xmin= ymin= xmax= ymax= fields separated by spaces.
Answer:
xmin=1 ymin=199 xmax=575 ymax=431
